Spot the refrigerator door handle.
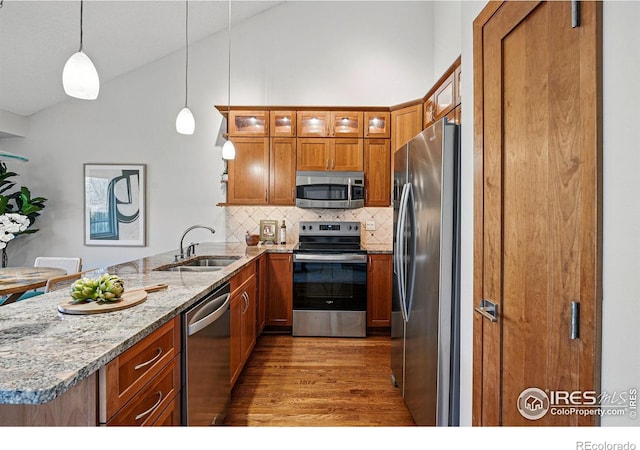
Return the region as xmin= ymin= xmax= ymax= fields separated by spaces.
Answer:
xmin=404 ymin=184 xmax=416 ymax=320
xmin=394 ymin=183 xmax=408 ymax=314
xmin=396 ymin=183 xmax=411 ymax=322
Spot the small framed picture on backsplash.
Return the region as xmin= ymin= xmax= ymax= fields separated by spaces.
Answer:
xmin=260 ymin=220 xmax=278 ymax=243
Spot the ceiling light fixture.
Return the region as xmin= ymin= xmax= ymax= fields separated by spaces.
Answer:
xmin=176 ymin=0 xmax=195 ymax=135
xmin=62 ymin=0 xmax=100 ymax=100
xmin=221 ymin=0 xmax=236 ymax=160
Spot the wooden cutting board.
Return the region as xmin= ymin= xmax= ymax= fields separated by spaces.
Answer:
xmin=57 ymin=284 xmax=168 ymax=315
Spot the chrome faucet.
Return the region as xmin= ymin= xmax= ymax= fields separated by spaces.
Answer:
xmin=177 ymin=225 xmax=216 ymax=260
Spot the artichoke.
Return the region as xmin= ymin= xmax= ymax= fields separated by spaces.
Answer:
xmin=70 ymin=273 xmax=125 ymax=304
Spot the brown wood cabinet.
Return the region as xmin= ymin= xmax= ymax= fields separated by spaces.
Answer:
xmin=423 ymin=57 xmax=461 ymax=130
xmin=330 ymin=111 xmax=363 ymax=137
xmin=265 ymin=253 xmax=293 ymax=327
xmin=364 ymin=139 xmax=391 ymax=207
xmin=228 ymin=110 xmax=269 ymax=136
xmin=270 ymin=110 xmax=296 ymax=137
xmin=297 ymin=111 xmax=363 ymax=137
xmin=367 ymin=254 xmax=392 ymax=328
xmin=297 ymin=138 xmax=363 ymax=171
xmin=257 ymin=254 xmax=267 ymax=334
xmin=226 ymin=136 xmax=270 ymax=204
xmin=297 ymin=111 xmax=331 ymax=137
xmin=364 ymin=111 xmax=391 ymax=138
xmin=433 ymin=72 xmax=456 ymax=122
xmin=269 ymin=137 xmax=296 ymax=205
xmin=230 ymin=263 xmax=257 ymax=387
xmin=391 ymin=103 xmax=423 ymax=153
xmin=99 ymin=317 xmax=181 ymax=426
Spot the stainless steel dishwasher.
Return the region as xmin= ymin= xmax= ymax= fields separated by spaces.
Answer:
xmin=181 ymin=282 xmax=230 ymax=426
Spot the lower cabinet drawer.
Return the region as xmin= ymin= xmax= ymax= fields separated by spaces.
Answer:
xmin=106 ymin=356 xmax=180 ymax=426
xmin=99 ymin=318 xmax=180 ymax=422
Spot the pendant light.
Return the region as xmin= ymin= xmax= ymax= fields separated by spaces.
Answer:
xmin=176 ymin=0 xmax=195 ymax=135
xmin=221 ymin=0 xmax=236 ymax=160
xmin=62 ymin=0 xmax=100 ymax=100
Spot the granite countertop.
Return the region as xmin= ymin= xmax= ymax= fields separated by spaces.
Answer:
xmin=0 ymin=243 xmax=268 ymax=405
xmin=0 ymin=240 xmax=389 ymax=405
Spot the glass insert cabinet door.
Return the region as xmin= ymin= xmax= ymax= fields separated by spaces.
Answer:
xmin=364 ymin=111 xmax=390 ymax=138
xmin=270 ymin=110 xmax=296 ymax=137
xmin=228 ymin=110 xmax=269 ymax=136
xmin=329 ymin=111 xmax=363 ymax=137
xmin=297 ymin=111 xmax=331 ymax=137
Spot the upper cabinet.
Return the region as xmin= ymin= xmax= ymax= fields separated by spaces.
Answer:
xmin=391 ymin=103 xmax=423 ymax=153
xmin=330 ymin=111 xmax=363 ymax=137
xmin=297 ymin=111 xmax=363 ymax=137
xmin=423 ymin=57 xmax=461 ymax=130
xmin=297 ymin=111 xmax=331 ymax=137
xmin=228 ymin=110 xmax=269 ymax=136
xmin=270 ymin=110 xmax=296 ymax=137
xmin=364 ymin=111 xmax=390 ymax=138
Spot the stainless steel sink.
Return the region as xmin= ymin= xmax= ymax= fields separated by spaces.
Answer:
xmin=181 ymin=257 xmax=240 ymax=267
xmin=154 ymin=255 xmax=241 ymax=272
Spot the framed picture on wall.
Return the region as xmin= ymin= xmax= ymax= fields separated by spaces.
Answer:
xmin=259 ymin=220 xmax=278 ymax=243
xmin=84 ymin=164 xmax=146 ymax=246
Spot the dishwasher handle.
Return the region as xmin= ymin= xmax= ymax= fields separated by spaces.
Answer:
xmin=188 ymin=292 xmax=230 ymax=336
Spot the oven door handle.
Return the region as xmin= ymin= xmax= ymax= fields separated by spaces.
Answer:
xmin=293 ymin=253 xmax=367 ymax=263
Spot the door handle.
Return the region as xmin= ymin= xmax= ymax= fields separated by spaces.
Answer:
xmin=474 ymin=299 xmax=498 ymax=322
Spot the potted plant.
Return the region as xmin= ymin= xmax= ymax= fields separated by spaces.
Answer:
xmin=0 ymin=162 xmax=47 ymax=267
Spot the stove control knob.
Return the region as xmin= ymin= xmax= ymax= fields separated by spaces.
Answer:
xmin=354 ymin=225 xmax=359 ymax=231
xmin=309 ymin=225 xmax=313 ymax=230
xmin=348 ymin=225 xmax=352 ymax=230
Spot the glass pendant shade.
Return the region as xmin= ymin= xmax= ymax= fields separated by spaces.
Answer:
xmin=62 ymin=50 xmax=100 ymax=100
xmin=176 ymin=107 xmax=195 ymax=135
xmin=222 ymin=139 xmax=236 ymax=160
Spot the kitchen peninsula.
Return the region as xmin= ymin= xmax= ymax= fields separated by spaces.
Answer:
xmin=0 ymin=241 xmax=390 ymax=426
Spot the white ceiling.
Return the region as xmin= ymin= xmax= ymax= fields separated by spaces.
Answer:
xmin=0 ymin=0 xmax=283 ymax=117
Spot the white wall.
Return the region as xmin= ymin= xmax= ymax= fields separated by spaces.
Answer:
xmin=1 ymin=1 xmax=434 ymax=270
xmin=600 ymin=0 xmax=640 ymax=427
xmin=433 ymin=0 xmax=462 ymax=79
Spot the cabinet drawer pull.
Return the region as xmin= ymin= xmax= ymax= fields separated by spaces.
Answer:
xmin=134 ymin=347 xmax=163 ymax=371
xmin=135 ymin=391 xmax=163 ymax=421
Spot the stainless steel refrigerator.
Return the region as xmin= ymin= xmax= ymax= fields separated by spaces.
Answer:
xmin=391 ymin=117 xmax=460 ymax=426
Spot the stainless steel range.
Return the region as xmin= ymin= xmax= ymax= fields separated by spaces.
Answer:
xmin=292 ymin=221 xmax=367 ymax=337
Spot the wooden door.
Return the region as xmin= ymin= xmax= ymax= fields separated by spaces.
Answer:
xmin=296 ymin=138 xmax=331 ymax=171
xmin=364 ymin=139 xmax=391 ymax=206
xmin=366 ymin=254 xmax=392 ymax=328
xmin=390 ymin=103 xmax=422 ymax=153
xmin=228 ymin=110 xmax=269 ymax=136
xmin=230 ymin=292 xmax=243 ymax=387
xmin=270 ymin=110 xmax=296 ymax=137
xmin=297 ymin=111 xmax=330 ymax=137
xmin=364 ymin=111 xmax=391 ymax=138
xmin=266 ymin=253 xmax=292 ymax=327
xmin=270 ymin=137 xmax=296 ymax=205
xmin=227 ymin=137 xmax=269 ymax=204
xmin=241 ymin=277 xmax=257 ymax=362
xmin=333 ymin=138 xmax=363 ymax=171
xmin=330 ymin=111 xmax=363 ymax=137
xmin=473 ymin=1 xmax=602 ymax=426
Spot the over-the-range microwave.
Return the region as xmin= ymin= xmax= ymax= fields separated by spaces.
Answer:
xmin=295 ymin=171 xmax=365 ymax=209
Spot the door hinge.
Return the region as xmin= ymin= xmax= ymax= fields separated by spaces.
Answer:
xmin=571 ymin=0 xmax=581 ymax=28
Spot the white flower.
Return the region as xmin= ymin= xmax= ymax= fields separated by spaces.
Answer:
xmin=0 ymin=213 xmax=31 ymax=247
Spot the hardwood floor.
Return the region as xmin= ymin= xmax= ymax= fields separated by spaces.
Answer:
xmin=226 ymin=334 xmax=415 ymax=426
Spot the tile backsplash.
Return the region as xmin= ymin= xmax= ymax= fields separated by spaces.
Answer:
xmin=224 ymin=206 xmax=393 ymax=245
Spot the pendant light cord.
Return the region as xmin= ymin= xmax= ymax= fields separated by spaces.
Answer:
xmin=227 ymin=0 xmax=232 ymax=121
xmin=79 ymin=0 xmax=84 ymax=52
xmin=184 ymin=0 xmax=189 ymax=108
